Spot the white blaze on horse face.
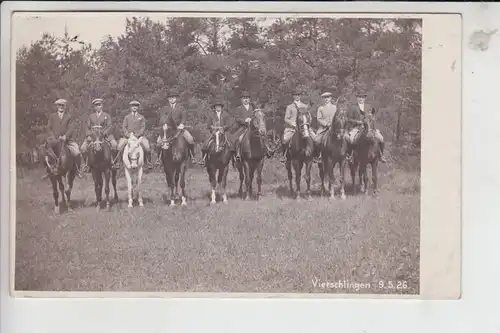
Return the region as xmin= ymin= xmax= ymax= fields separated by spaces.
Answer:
xmin=215 ymin=130 xmax=220 ymax=152
xmin=302 ymin=114 xmax=310 ymax=137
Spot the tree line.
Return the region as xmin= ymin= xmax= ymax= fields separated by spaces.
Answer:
xmin=15 ymin=17 xmax=421 ymax=154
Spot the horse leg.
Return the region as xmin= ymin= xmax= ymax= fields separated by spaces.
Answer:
xmin=372 ymin=160 xmax=379 ymax=195
xmin=125 ymin=169 xmax=133 ymax=208
xmin=305 ymin=161 xmax=312 ymax=200
xmin=350 ymin=161 xmax=357 ymax=195
xmin=104 ymin=168 xmax=111 ymax=209
xmin=208 ymin=166 xmax=217 ymax=205
xmin=65 ymin=170 xmax=76 ymax=211
xmin=319 ymin=158 xmax=326 ymax=196
xmin=174 ymin=165 xmax=180 ymax=201
xmin=256 ymin=160 xmax=264 ymax=199
xmin=286 ymin=159 xmax=294 ymax=198
xmin=50 ymin=176 xmax=60 ymax=214
xmin=58 ymin=176 xmax=66 ymax=211
xmin=339 ymin=159 xmax=346 ymax=200
xmin=138 ymin=167 xmax=144 ymax=207
xmin=328 ymin=159 xmax=336 ymax=200
xmin=238 ymin=165 xmax=245 ymax=198
xmin=294 ymin=160 xmax=302 ymax=200
xmin=243 ymin=161 xmax=251 ymax=200
xmin=221 ymin=165 xmax=229 ymax=204
xmin=359 ymin=163 xmax=367 ymax=194
xmin=180 ymin=162 xmax=188 ymax=206
xmin=247 ymin=161 xmax=255 ymax=200
xmin=112 ymin=169 xmax=118 ymax=202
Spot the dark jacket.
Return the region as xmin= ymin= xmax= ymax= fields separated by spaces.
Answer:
xmin=47 ymin=112 xmax=75 ymax=139
xmin=86 ymin=111 xmax=113 ymax=137
xmin=122 ymin=112 xmax=146 ymax=137
xmin=207 ymin=109 xmax=234 ymax=132
xmin=158 ymin=103 xmax=187 ymax=131
xmin=346 ymin=103 xmax=374 ymax=131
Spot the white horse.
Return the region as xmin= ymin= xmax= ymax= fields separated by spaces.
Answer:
xmin=122 ymin=135 xmax=144 ymax=208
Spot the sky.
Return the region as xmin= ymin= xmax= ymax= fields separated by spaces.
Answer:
xmin=12 ymin=12 xmax=421 ymax=52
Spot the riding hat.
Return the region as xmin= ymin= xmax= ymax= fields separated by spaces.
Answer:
xmin=356 ymin=90 xmax=368 ymax=97
xmin=167 ymin=88 xmax=179 ymax=98
xmin=240 ymin=90 xmax=250 ymax=98
xmin=92 ymin=98 xmax=103 ymax=105
xmin=212 ymin=99 xmax=225 ymax=108
xmin=129 ymin=100 xmax=141 ymax=106
xmin=54 ymin=99 xmax=67 ymax=105
xmin=292 ymin=89 xmax=302 ymax=96
xmin=321 ymin=92 xmax=333 ymax=98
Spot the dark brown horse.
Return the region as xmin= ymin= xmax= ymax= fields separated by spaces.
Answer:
xmin=87 ymin=125 xmax=118 ymax=210
xmin=318 ymin=110 xmax=348 ymax=200
xmin=158 ymin=126 xmax=190 ymax=206
xmin=233 ymin=108 xmax=269 ymax=200
xmin=43 ymin=139 xmax=77 ymax=214
xmin=203 ymin=124 xmax=232 ymax=204
xmin=286 ymin=111 xmax=315 ymax=200
xmin=348 ymin=111 xmax=382 ymax=195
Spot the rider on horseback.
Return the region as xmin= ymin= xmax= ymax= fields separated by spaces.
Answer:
xmin=43 ymin=99 xmax=84 ymax=179
xmin=312 ymin=91 xmax=338 ymax=164
xmin=199 ymin=99 xmax=233 ymax=167
xmin=345 ymin=90 xmax=386 ymax=163
xmin=155 ymin=88 xmax=196 ymax=165
xmin=80 ymin=98 xmax=118 ymax=171
xmin=116 ymin=100 xmax=153 ymax=170
xmin=231 ymin=91 xmax=273 ymax=161
xmin=280 ymin=89 xmax=314 ymax=163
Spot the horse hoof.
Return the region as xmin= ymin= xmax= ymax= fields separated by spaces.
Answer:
xmin=139 ymin=203 xmax=144 ymax=207
xmin=340 ymin=194 xmax=346 ymax=200
xmin=210 ymin=201 xmax=216 ymax=205
xmin=96 ymin=205 xmax=101 ymax=211
xmin=53 ymin=206 xmax=60 ymax=214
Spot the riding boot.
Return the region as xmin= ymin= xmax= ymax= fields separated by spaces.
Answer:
xmin=155 ymin=146 xmax=162 ymax=166
xmin=379 ymin=141 xmax=387 ymax=163
xmin=145 ymin=151 xmax=153 ymax=169
xmin=280 ymin=144 xmax=288 ymax=163
xmin=189 ymin=144 xmax=197 ymax=164
xmin=75 ymin=154 xmax=84 ymax=179
xmin=199 ymin=151 xmax=208 ymax=167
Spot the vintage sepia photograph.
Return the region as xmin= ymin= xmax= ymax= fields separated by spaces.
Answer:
xmin=12 ymin=12 xmax=424 ymax=295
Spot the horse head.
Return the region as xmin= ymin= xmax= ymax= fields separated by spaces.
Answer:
xmin=211 ymin=124 xmax=227 ymax=153
xmin=124 ymin=135 xmax=143 ymax=169
xmin=331 ymin=110 xmax=347 ymax=139
xmin=361 ymin=110 xmax=377 ymax=140
xmin=250 ymin=108 xmax=267 ymax=136
xmin=44 ymin=140 xmax=67 ymax=176
xmin=90 ymin=125 xmax=104 ymax=152
xmin=296 ymin=110 xmax=312 ymax=138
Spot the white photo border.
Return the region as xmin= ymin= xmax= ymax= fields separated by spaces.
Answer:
xmin=1 ymin=1 xmax=496 ymax=332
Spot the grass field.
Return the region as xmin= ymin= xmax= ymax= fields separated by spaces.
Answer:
xmin=14 ymin=152 xmax=420 ymax=294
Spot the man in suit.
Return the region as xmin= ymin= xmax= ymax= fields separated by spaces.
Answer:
xmin=230 ymin=91 xmax=272 ymax=161
xmin=345 ymin=90 xmax=386 ymax=163
xmin=44 ymin=99 xmax=84 ymax=178
xmin=313 ymin=91 xmax=338 ymax=163
xmin=280 ymin=89 xmax=314 ymax=163
xmin=80 ymin=98 xmax=120 ymax=171
xmin=198 ymin=99 xmax=234 ymax=166
xmin=156 ymin=88 xmax=196 ymax=164
xmin=117 ymin=100 xmax=153 ymax=169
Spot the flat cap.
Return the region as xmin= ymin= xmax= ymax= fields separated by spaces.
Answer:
xmin=356 ymin=90 xmax=367 ymax=97
xmin=91 ymin=98 xmax=103 ymax=105
xmin=240 ymin=90 xmax=250 ymax=98
xmin=292 ymin=89 xmax=302 ymax=95
xmin=54 ymin=99 xmax=67 ymax=105
xmin=129 ymin=100 xmax=141 ymax=106
xmin=167 ymin=88 xmax=179 ymax=97
xmin=321 ymin=92 xmax=333 ymax=97
xmin=211 ymin=99 xmax=225 ymax=107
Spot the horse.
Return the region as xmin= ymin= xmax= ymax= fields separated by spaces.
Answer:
xmin=233 ymin=108 xmax=269 ymax=200
xmin=348 ymin=111 xmax=382 ymax=195
xmin=43 ymin=138 xmax=77 ymax=214
xmin=87 ymin=125 xmax=118 ymax=211
xmin=285 ymin=111 xmax=315 ymax=200
xmin=123 ymin=134 xmax=144 ymax=208
xmin=158 ymin=126 xmax=190 ymax=206
xmin=204 ymin=124 xmax=232 ymax=204
xmin=318 ymin=110 xmax=348 ymax=200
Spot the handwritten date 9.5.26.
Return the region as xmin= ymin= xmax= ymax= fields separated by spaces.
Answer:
xmin=378 ymin=280 xmax=409 ymax=290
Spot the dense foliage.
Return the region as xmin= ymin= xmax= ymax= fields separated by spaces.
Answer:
xmin=16 ymin=17 xmax=421 ymax=151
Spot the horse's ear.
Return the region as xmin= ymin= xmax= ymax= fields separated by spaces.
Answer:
xmin=371 ymin=107 xmax=377 ymax=115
